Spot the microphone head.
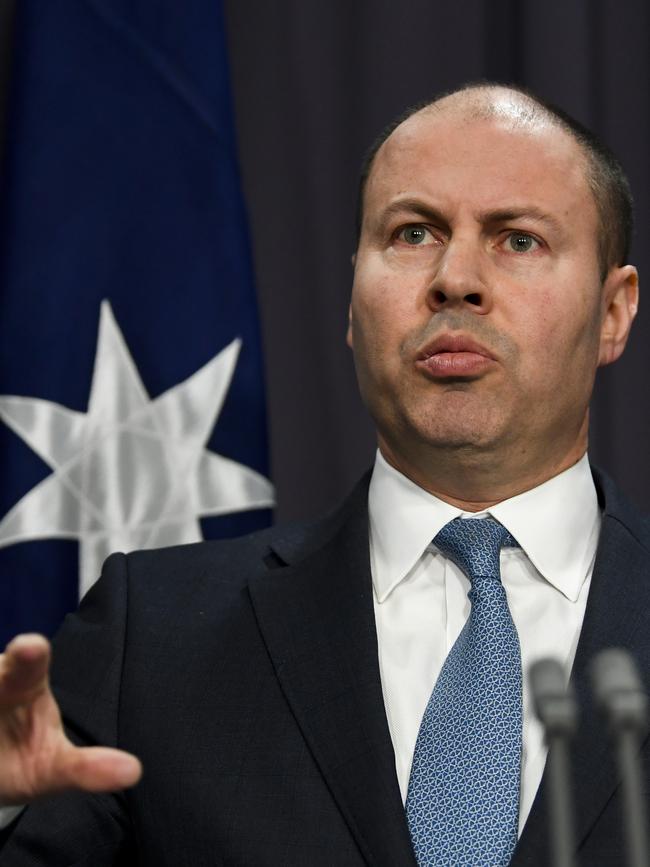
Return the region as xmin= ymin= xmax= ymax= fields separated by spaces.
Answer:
xmin=590 ymin=648 xmax=649 ymax=733
xmin=529 ymin=657 xmax=578 ymax=736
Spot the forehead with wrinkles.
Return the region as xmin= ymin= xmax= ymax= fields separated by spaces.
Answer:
xmin=361 ymin=87 xmax=596 ymax=245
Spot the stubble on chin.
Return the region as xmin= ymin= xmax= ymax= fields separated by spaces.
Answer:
xmin=391 ymin=381 xmax=518 ymax=455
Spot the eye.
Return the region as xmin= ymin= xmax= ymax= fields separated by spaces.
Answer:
xmin=397 ymin=225 xmax=434 ymax=246
xmin=506 ymin=232 xmax=540 ymax=253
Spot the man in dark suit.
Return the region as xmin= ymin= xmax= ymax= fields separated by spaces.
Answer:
xmin=0 ymin=83 xmax=643 ymax=865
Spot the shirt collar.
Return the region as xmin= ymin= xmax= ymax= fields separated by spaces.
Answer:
xmin=368 ymin=450 xmax=600 ymax=604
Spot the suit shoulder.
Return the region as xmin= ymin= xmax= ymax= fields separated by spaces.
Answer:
xmin=593 ymin=464 xmax=650 ymax=552
xmin=122 ymin=525 xmax=278 ymax=573
xmin=117 ymin=471 xmax=372 ymax=588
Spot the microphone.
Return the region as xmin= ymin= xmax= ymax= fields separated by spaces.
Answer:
xmin=529 ymin=658 xmax=578 ymax=867
xmin=591 ymin=649 xmax=650 ymax=867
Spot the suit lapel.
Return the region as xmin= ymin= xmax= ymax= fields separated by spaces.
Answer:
xmin=514 ymin=470 xmax=650 ymax=864
xmin=248 ymin=480 xmax=417 ymax=867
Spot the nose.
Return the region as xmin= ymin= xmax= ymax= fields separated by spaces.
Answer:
xmin=427 ymin=238 xmax=492 ymax=314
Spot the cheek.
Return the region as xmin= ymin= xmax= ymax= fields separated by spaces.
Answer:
xmin=351 ymin=269 xmax=421 ymax=354
xmin=514 ymin=288 xmax=602 ymax=386
xmin=351 ymin=298 xmax=403 ymax=382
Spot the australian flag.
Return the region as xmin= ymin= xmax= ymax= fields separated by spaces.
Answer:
xmin=0 ymin=0 xmax=273 ymax=646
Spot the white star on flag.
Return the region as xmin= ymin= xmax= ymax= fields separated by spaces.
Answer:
xmin=0 ymin=301 xmax=275 ymax=597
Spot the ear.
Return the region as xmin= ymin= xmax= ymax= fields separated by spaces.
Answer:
xmin=346 ymin=304 xmax=354 ymax=349
xmin=598 ymin=265 xmax=639 ymax=367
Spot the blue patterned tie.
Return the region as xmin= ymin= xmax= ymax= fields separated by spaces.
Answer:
xmin=406 ymin=517 xmax=522 ymax=867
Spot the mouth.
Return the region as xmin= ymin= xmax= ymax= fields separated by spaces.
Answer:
xmin=415 ymin=333 xmax=496 ymax=379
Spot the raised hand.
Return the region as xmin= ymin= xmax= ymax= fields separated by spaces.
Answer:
xmin=0 ymin=634 xmax=141 ymax=805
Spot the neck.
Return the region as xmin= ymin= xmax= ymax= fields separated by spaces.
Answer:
xmin=377 ymin=430 xmax=589 ymax=512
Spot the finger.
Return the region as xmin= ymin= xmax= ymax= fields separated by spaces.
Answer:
xmin=56 ymin=746 xmax=143 ymax=794
xmin=0 ymin=635 xmax=51 ymax=700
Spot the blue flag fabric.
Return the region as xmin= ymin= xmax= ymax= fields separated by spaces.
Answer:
xmin=0 ymin=0 xmax=273 ymax=645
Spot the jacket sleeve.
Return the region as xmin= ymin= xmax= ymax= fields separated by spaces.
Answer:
xmin=0 ymin=552 xmax=139 ymax=866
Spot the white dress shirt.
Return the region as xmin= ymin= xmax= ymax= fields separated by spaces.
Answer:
xmin=369 ymin=449 xmax=600 ymax=835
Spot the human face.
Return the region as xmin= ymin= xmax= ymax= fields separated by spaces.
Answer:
xmin=348 ymin=108 xmax=637 ymax=494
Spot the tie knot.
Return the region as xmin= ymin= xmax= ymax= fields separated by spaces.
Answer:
xmin=433 ymin=516 xmax=518 ymax=582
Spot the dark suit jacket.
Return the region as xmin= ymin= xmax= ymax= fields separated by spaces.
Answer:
xmin=1 ymin=468 xmax=650 ymax=865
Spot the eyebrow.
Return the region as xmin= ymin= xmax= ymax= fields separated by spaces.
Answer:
xmin=374 ymin=198 xmax=564 ymax=235
xmin=374 ymin=199 xmax=447 ymax=230
xmin=480 ymin=207 xmax=564 ymax=233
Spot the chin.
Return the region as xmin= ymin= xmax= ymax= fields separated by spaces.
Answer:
xmin=419 ymin=429 xmax=500 ymax=453
xmin=406 ymin=403 xmax=508 ymax=451
xmin=379 ymin=420 xmax=505 ymax=465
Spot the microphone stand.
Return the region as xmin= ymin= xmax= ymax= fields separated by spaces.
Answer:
xmin=591 ymin=648 xmax=650 ymax=867
xmin=530 ymin=658 xmax=578 ymax=867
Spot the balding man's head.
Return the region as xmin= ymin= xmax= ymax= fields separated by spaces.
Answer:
xmin=356 ymin=84 xmax=633 ymax=278
xmin=348 ymin=84 xmax=639 ymax=502
xmin=414 ymin=84 xmax=551 ymax=128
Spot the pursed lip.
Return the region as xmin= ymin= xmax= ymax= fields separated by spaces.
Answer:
xmin=417 ymin=333 xmax=495 ymax=360
xmin=415 ymin=333 xmax=497 ymax=378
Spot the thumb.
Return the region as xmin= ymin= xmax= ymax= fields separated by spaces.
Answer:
xmin=54 ymin=744 xmax=142 ymax=794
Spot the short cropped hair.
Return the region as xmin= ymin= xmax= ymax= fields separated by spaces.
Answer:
xmin=356 ymin=83 xmax=633 ymax=278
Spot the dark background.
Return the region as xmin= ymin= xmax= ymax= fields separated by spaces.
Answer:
xmin=2 ymin=0 xmax=650 ymax=523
